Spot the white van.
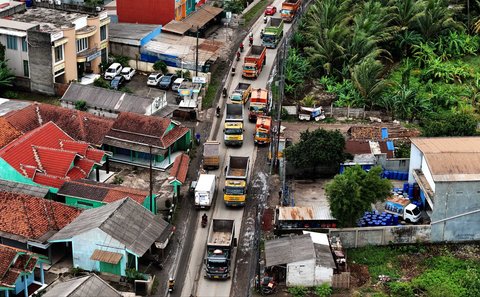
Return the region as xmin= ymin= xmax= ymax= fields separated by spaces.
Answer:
xmin=104 ymin=63 xmax=123 ymax=80
xmin=172 ymin=78 xmax=187 ymax=91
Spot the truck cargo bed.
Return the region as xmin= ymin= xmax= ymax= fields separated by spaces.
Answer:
xmin=229 ymin=168 xmax=246 ymax=176
xmin=210 ymin=231 xmax=231 ymax=245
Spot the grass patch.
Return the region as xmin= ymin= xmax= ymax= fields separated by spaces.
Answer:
xmin=348 ymin=246 xmax=403 ymax=278
xmin=243 ymin=0 xmax=272 ymax=26
xmin=203 ymin=77 xmax=219 ymax=109
xmin=2 ymin=90 xmax=60 ymax=106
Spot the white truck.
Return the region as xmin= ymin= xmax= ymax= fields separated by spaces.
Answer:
xmin=195 ymin=174 xmax=216 ymax=209
xmin=385 ymin=197 xmax=421 ymax=223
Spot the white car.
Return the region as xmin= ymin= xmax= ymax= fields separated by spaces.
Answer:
xmin=172 ymin=78 xmax=187 ymax=91
xmin=104 ymin=63 xmax=123 ymax=80
xmin=147 ymin=73 xmax=163 ymax=87
xmin=120 ymin=67 xmax=136 ymax=81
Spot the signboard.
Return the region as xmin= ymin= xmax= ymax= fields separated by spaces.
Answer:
xmin=192 ymin=76 xmax=206 ymax=84
xmin=50 ymin=31 xmax=64 ymax=42
xmin=87 ymin=51 xmax=101 ymax=62
xmin=179 ymin=89 xmax=191 ymax=96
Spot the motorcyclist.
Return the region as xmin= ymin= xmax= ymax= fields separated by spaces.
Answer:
xmin=239 ymin=42 xmax=244 ymax=52
xmin=202 ymin=213 xmax=208 ymax=223
xmin=216 ymin=106 xmax=220 ymax=116
xmin=168 ymin=278 xmax=175 ymax=291
xmin=249 ymin=36 xmax=253 ymax=45
xmin=260 ymin=29 xmax=264 ymax=39
xmin=264 ymin=16 xmax=267 ymax=23
xmin=236 ymin=51 xmax=241 ymax=60
xmin=249 ymin=32 xmax=254 ymax=39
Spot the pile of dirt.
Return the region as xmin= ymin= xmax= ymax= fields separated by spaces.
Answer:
xmin=349 ymin=263 xmax=370 ymax=287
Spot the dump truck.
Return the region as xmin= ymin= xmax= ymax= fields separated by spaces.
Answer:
xmin=385 ymin=197 xmax=421 ymax=223
xmin=224 ymin=104 xmax=244 ymax=146
xmin=204 ymin=219 xmax=236 ymax=279
xmin=243 ymin=45 xmax=267 ymax=79
xmin=203 ymin=141 xmax=220 ymax=170
xmin=254 ymin=116 xmax=272 ymax=145
xmin=230 ymin=83 xmax=252 ymax=104
xmin=281 ymin=0 xmax=302 ymax=22
xmin=249 ymin=88 xmax=269 ymax=122
xmin=262 ymin=18 xmax=284 ymax=48
xmin=224 ymin=156 xmax=250 ymax=206
xmin=195 ymin=174 xmax=216 ymax=209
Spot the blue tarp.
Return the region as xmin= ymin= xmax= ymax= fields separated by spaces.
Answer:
xmin=381 ymin=127 xmax=388 ymax=140
xmin=386 ymin=140 xmax=395 ymax=151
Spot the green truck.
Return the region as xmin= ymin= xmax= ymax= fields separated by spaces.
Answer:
xmin=262 ymin=18 xmax=284 ymax=49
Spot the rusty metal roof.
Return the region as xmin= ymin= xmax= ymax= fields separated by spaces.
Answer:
xmin=90 ymin=249 xmax=122 ymax=264
xmin=162 ymin=6 xmax=223 ymax=35
xmin=411 ymin=137 xmax=480 ymax=153
xmin=278 ymin=206 xmax=336 ymax=221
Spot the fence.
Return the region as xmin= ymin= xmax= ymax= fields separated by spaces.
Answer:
xmin=332 ymin=272 xmax=351 ymax=289
xmin=329 ymin=225 xmax=431 ymax=248
xmin=283 ymin=105 xmax=386 ymax=119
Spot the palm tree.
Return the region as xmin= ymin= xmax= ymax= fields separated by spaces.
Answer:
xmin=391 ymin=0 xmax=426 ymax=29
xmin=414 ymin=0 xmax=460 ymax=40
xmin=351 ymin=57 xmax=390 ymax=108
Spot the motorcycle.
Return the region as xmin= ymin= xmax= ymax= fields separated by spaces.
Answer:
xmin=168 ymin=279 xmax=175 ymax=292
xmin=236 ymin=52 xmax=241 ymax=61
xmin=249 ymin=37 xmax=253 ymax=46
xmin=216 ymin=107 xmax=220 ymax=118
xmin=264 ymin=16 xmax=267 ymax=24
xmin=239 ymin=43 xmax=244 ymax=52
xmin=222 ymin=87 xmax=227 ymax=98
xmin=201 ymin=214 xmax=208 ymax=228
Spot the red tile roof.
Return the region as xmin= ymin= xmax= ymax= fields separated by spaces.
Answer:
xmin=0 ymin=118 xmax=21 ymax=148
xmin=4 ymin=103 xmax=114 ymax=146
xmin=0 ymin=244 xmax=39 ymax=287
xmin=169 ymin=153 xmax=190 ymax=184
xmin=0 ymin=192 xmax=81 ymax=242
xmin=0 ymin=122 xmax=107 ymax=189
xmin=105 ymin=112 xmax=189 ymax=148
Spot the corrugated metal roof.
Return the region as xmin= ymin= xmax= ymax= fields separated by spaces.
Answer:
xmin=90 ymin=249 xmax=122 ymax=264
xmin=265 ymin=234 xmax=315 ymax=267
xmin=0 ymin=179 xmax=49 ymax=197
xmin=411 ymin=137 xmax=480 ymax=153
xmin=43 ymin=274 xmax=122 ymax=297
xmin=162 ymin=6 xmax=223 ymax=34
xmin=109 ymin=23 xmax=160 ymax=46
xmin=49 ymin=198 xmax=172 ymax=256
xmin=278 ymin=206 xmax=336 ymax=221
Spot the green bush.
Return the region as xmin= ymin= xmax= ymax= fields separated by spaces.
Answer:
xmin=287 ymin=286 xmax=309 ymax=297
xmin=314 ymin=283 xmax=332 ymax=297
xmin=153 ymin=60 xmax=168 ymax=74
xmin=125 ymin=268 xmax=146 ymax=281
xmin=119 ymin=86 xmax=133 ymax=94
xmin=111 ymin=55 xmax=130 ymax=67
xmin=93 ymin=77 xmax=111 ymax=89
xmin=112 ymin=175 xmax=124 ymax=185
xmin=3 ymin=90 xmax=18 ymax=99
xmin=388 ymin=282 xmax=415 ymax=297
xmin=74 ymin=100 xmax=88 ymax=111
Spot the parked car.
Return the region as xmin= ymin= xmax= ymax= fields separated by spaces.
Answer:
xmin=147 ymin=73 xmax=163 ymax=87
xmin=158 ymin=73 xmax=178 ymax=90
xmin=120 ymin=67 xmax=136 ymax=81
xmin=104 ymin=63 xmax=122 ymax=80
xmin=264 ymin=6 xmax=277 ymax=16
xmin=110 ymin=75 xmax=125 ymax=90
xmin=172 ymin=78 xmax=188 ymax=91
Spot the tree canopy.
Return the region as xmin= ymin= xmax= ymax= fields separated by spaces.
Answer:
xmin=421 ymin=111 xmax=478 ymax=137
xmin=326 ymin=165 xmax=392 ymax=227
xmin=284 ymin=128 xmax=346 ymax=171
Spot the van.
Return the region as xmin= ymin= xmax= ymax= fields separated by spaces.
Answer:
xmin=104 ymin=63 xmax=123 ymax=80
xmin=172 ymin=78 xmax=187 ymax=91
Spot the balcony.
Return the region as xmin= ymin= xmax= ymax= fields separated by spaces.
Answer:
xmin=76 ymin=25 xmax=97 ymax=39
xmin=77 ymin=47 xmax=100 ymax=63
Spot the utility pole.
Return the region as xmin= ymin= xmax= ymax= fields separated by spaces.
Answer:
xmin=196 ymin=25 xmax=199 ymax=76
xmin=149 ymin=145 xmax=154 ymax=214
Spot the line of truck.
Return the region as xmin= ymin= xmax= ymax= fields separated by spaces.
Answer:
xmin=262 ymin=18 xmax=284 ymax=48
xmin=281 ymin=0 xmax=302 ymax=22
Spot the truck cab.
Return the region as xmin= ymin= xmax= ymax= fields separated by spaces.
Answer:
xmin=385 ymin=197 xmax=422 ymax=223
xmin=205 ymin=249 xmax=231 ymax=279
xmin=223 ymin=180 xmax=247 ymax=206
xmin=224 ymin=122 xmax=244 ymax=146
xmin=255 ymin=116 xmax=272 ymax=145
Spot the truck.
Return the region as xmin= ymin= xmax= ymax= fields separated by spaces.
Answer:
xmin=384 ymin=197 xmax=421 ymax=223
xmin=203 ymin=141 xmax=220 ymax=170
xmin=224 ymin=156 xmax=250 ymax=207
xmin=298 ymin=106 xmax=325 ymax=121
xmin=204 ymin=219 xmax=236 ymax=279
xmin=242 ymin=45 xmax=267 ymax=79
xmin=195 ymin=174 xmax=216 ymax=209
xmin=281 ymin=0 xmax=302 ymax=22
xmin=249 ymin=88 xmax=269 ymax=122
xmin=224 ymin=104 xmax=244 ymax=146
xmin=262 ymin=18 xmax=284 ymax=48
xmin=230 ymin=83 xmax=252 ymax=104
xmin=254 ymin=116 xmax=272 ymax=145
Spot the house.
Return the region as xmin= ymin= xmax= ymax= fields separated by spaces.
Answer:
xmin=0 ymin=192 xmax=81 ymax=264
xmin=116 ymin=0 xmax=198 ymax=25
xmin=3 ymin=102 xmax=114 ymax=147
xmin=0 ymin=245 xmax=46 ymax=297
xmin=0 ymin=121 xmax=108 ymax=189
xmin=168 ymin=153 xmax=190 ymax=197
xmin=102 ymin=112 xmax=191 ymax=170
xmin=49 ymin=198 xmax=174 ymax=276
xmin=0 ymin=179 xmax=50 ymax=198
xmin=408 ymin=137 xmax=480 ymax=242
xmin=57 ymin=179 xmax=157 ymax=214
xmin=42 ymin=274 xmax=122 ymax=297
xmin=61 ymin=84 xmax=169 ymax=118
xmin=0 ymin=6 xmax=110 ymax=95
xmin=264 ymin=233 xmax=336 ymax=287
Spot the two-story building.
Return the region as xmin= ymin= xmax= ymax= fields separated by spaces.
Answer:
xmin=0 ymin=5 xmax=110 ymax=95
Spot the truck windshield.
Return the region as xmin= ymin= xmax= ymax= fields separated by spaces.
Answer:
xmin=224 ymin=128 xmax=243 ymax=135
xmin=207 ymin=260 xmax=228 ymax=268
xmin=281 ymin=9 xmax=292 ymax=15
xmin=263 ymin=35 xmax=276 ymax=43
xmin=256 ymin=132 xmax=269 ymax=139
xmin=225 ymin=187 xmax=245 ymax=195
xmin=243 ymin=65 xmax=257 ymax=71
xmin=412 ymin=207 xmax=421 ymax=215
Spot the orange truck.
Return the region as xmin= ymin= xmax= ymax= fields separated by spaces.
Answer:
xmin=249 ymin=88 xmax=269 ymax=122
xmin=281 ymin=0 xmax=302 ymax=22
xmin=254 ymin=116 xmax=272 ymax=145
xmin=242 ymin=45 xmax=267 ymax=79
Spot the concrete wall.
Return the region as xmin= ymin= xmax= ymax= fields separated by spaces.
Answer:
xmin=329 ymin=225 xmax=431 ymax=248
xmin=62 ymin=27 xmax=78 ymax=83
xmin=431 ymin=181 xmax=480 ymax=242
xmin=287 ymin=259 xmax=315 ymax=287
xmin=87 ymin=15 xmax=102 ymax=74
xmin=314 ymin=265 xmax=333 ymax=286
xmin=382 ymin=158 xmax=410 ymax=172
xmin=27 ymin=30 xmax=54 ymax=95
xmin=408 ymin=144 xmax=422 ymax=183
xmin=70 ymin=228 xmax=129 ymax=276
xmin=110 ymin=42 xmax=140 ymax=59
xmin=421 ymin=156 xmax=435 ymax=192
xmin=0 ymin=34 xmax=29 ymax=77
xmin=13 ymin=271 xmax=34 ymax=295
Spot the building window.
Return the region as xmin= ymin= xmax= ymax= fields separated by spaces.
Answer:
xmin=23 ymin=60 xmax=29 ymax=77
xmin=100 ymin=25 xmax=107 ymax=41
xmin=54 ymin=45 xmax=64 ymax=63
xmin=6 ymin=35 xmax=17 ymax=50
xmin=76 ymin=38 xmax=88 ymax=53
xmin=22 ymin=37 xmax=27 ymax=52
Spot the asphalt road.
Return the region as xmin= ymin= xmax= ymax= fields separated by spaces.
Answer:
xmin=175 ymin=1 xmax=294 ymax=296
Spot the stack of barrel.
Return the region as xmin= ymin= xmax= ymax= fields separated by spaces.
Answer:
xmin=357 ymin=210 xmax=399 ymax=227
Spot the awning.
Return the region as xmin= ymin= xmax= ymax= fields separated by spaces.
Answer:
xmin=90 ymin=249 xmax=123 ymax=264
xmin=162 ymin=6 xmax=223 ymax=35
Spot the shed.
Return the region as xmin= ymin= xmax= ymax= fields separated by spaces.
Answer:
xmin=42 ymin=274 xmax=122 ymax=297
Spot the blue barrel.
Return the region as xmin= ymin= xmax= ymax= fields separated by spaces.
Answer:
xmin=393 ymin=215 xmax=399 ymax=224
xmin=394 ymin=171 xmax=400 ymax=179
xmin=26 ymin=0 xmax=33 ymax=7
xmin=408 ymin=187 xmax=414 ymax=198
xmin=403 ymin=182 xmax=409 ymax=192
xmin=381 ymin=222 xmax=387 ymax=226
xmin=402 ymin=172 xmax=408 ymax=180
xmin=382 ymin=212 xmax=387 ymax=216
xmin=384 ymin=171 xmax=390 ymax=179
